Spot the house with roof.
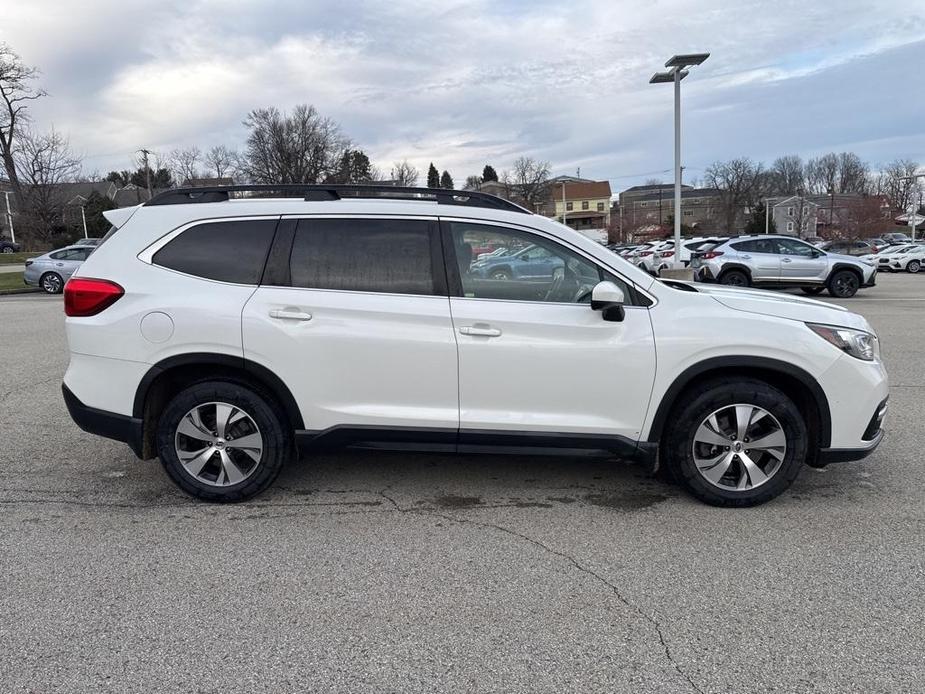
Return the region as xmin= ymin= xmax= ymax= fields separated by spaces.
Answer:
xmin=767 ymin=196 xmax=819 ymax=237
xmin=618 ymin=185 xmax=723 ymax=233
xmin=549 ymin=181 xmax=612 ymax=239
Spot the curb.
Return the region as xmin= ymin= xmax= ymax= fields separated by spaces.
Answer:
xmin=0 ymin=287 xmax=42 ymax=296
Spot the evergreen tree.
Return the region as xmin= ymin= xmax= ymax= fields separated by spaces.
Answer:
xmin=83 ymin=190 xmax=117 ymax=236
xmin=427 ymin=162 xmax=440 ymax=188
xmin=326 ymin=149 xmax=373 ymax=184
xmin=744 ymin=201 xmax=776 ymax=235
xmin=482 ymin=165 xmax=498 ymax=182
xmin=440 ymin=170 xmax=454 ymax=189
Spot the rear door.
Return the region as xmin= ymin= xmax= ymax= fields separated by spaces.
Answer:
xmin=776 ymin=238 xmax=828 ymax=281
xmin=242 ymin=217 xmax=459 ymax=433
xmin=731 ymin=239 xmax=780 ymax=281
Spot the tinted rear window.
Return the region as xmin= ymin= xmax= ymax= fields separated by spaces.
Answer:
xmin=289 ymin=218 xmax=436 ymax=295
xmin=153 ymin=220 xmax=277 ymax=284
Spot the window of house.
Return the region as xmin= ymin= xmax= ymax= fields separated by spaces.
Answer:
xmin=639 ymin=201 xmax=648 ymax=207
xmin=683 ymin=210 xmax=693 ymax=217
xmin=566 ymin=202 xmax=573 ymax=211
xmin=597 ymin=202 xmax=604 ymax=212
xmin=448 ymin=222 xmax=635 ymax=305
xmin=786 ymin=221 xmax=794 ymax=232
xmin=582 ymin=201 xmax=589 ymax=210
xmin=289 ymin=218 xmax=437 ymax=295
xmin=153 ymin=220 xmax=277 ymax=284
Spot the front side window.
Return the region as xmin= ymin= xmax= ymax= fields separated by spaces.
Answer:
xmin=449 ymin=222 xmax=633 ymax=305
xmin=289 ymin=218 xmax=436 ymax=295
xmin=153 ymin=220 xmax=277 ymax=284
xmin=776 ymin=239 xmax=816 ymax=256
xmin=733 ymin=239 xmax=776 ymax=254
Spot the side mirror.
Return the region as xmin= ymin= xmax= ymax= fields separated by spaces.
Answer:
xmin=590 ymin=281 xmax=626 ymax=322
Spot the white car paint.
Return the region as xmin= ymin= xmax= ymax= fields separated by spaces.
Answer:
xmin=64 ymin=193 xmax=888 ymax=492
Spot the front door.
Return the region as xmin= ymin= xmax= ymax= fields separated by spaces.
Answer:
xmin=242 ymin=217 xmax=459 ymax=433
xmin=445 ymin=220 xmax=656 ymax=443
xmin=776 ymin=238 xmax=828 ymax=281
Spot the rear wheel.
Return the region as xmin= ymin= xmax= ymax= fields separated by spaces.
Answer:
xmin=156 ymin=381 xmax=289 ymax=502
xmin=1 ymin=245 xmax=14 ymax=254
xmin=907 ymin=260 xmax=921 ymax=274
xmin=719 ymin=269 xmax=749 ymax=287
xmin=801 ymin=287 xmax=825 ymax=295
xmin=490 ymin=269 xmax=511 ymax=281
xmin=40 ymin=272 xmax=63 ymax=294
xmin=827 ymin=269 xmax=860 ymax=297
xmin=663 ymin=379 xmax=807 ymax=507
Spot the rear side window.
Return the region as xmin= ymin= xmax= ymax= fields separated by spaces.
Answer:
xmin=153 ymin=220 xmax=277 ymax=284
xmin=732 ymin=239 xmax=776 ymax=254
xmin=289 ymin=218 xmax=437 ymax=295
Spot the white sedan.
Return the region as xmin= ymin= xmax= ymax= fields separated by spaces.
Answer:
xmin=875 ymin=244 xmax=925 ymax=273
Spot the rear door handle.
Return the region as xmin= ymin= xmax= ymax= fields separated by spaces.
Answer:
xmin=269 ymin=308 xmax=312 ymax=321
xmin=740 ymin=255 xmax=751 ymax=260
xmin=459 ymin=325 xmax=502 ymax=337
xmin=781 ymin=257 xmax=792 ymax=263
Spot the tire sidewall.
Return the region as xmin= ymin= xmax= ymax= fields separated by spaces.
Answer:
xmin=908 ymin=260 xmax=920 ymax=273
xmin=720 ymin=270 xmax=748 ymax=287
xmin=156 ymin=381 xmax=288 ymax=502
xmin=828 ymin=270 xmax=859 ymax=297
xmin=41 ymin=272 xmax=63 ymax=294
xmin=665 ymin=380 xmax=808 ymax=507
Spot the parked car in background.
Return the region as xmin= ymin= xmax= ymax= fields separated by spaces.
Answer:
xmin=882 ymin=232 xmax=912 ymax=244
xmin=469 ymin=243 xmax=563 ymax=281
xmin=655 ymin=237 xmax=726 ymax=275
xmin=819 ymin=239 xmax=880 ymax=257
xmin=23 ymin=244 xmax=96 ymax=293
xmin=1 ymin=237 xmax=20 ymax=254
xmin=692 ymin=234 xmax=876 ymax=297
xmin=876 ymin=245 xmax=925 ymax=273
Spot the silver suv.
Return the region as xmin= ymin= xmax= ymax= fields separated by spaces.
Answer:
xmin=692 ymin=235 xmax=877 ymax=298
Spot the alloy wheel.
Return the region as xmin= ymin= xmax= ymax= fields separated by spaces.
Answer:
xmin=41 ymin=274 xmax=62 ymax=293
xmin=831 ymin=273 xmax=858 ymax=297
xmin=908 ymin=261 xmax=920 ymax=274
xmin=174 ymin=401 xmax=264 ymax=487
xmin=692 ymin=404 xmax=786 ymax=491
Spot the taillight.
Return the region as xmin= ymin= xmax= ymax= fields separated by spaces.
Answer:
xmin=701 ymin=251 xmax=724 ymax=260
xmin=64 ymin=278 xmax=124 ymax=317
xmin=638 ymin=250 xmax=654 ymax=257
xmin=660 ymin=250 xmax=675 ymax=258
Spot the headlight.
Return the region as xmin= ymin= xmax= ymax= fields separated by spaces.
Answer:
xmin=807 ymin=323 xmax=879 ymax=361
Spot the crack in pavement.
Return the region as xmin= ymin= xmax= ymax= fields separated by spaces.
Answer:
xmin=377 ymin=488 xmax=705 ymax=694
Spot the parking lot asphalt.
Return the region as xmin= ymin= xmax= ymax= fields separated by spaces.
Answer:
xmin=1 ymin=274 xmax=923 ymax=693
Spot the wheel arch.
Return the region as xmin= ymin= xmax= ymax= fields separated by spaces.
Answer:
xmin=716 ymin=263 xmax=752 ymax=282
xmin=133 ymin=353 xmax=303 ymax=459
xmin=830 ymin=263 xmax=863 ymax=281
xmin=646 ymin=356 xmax=831 ymax=449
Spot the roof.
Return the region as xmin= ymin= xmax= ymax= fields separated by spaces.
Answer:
xmin=770 ymin=195 xmax=820 ymax=208
xmin=559 ymin=181 xmax=612 ymax=200
xmin=629 ymin=187 xmax=722 ymax=203
xmin=623 ymin=183 xmax=693 ymax=194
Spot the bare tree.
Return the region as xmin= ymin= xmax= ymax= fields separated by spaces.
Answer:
xmin=390 ymin=160 xmax=418 ymax=186
xmin=14 ymin=128 xmax=81 ymax=245
xmin=874 ymin=159 xmax=920 ymax=214
xmin=768 ymin=155 xmax=804 ymax=195
xmin=0 ymin=43 xmax=46 ymax=210
xmin=805 ymin=152 xmax=869 ymax=194
xmin=502 ymin=156 xmax=550 ymax=207
xmin=204 ymin=145 xmax=237 ymax=180
xmin=169 ymin=146 xmax=203 ymax=184
xmin=241 ymin=104 xmax=349 ymax=184
xmin=704 ymin=158 xmax=764 ymax=234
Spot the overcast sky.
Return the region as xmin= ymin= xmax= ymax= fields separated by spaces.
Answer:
xmin=4 ymin=0 xmax=924 ymax=188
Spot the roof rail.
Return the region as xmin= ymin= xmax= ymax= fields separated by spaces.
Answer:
xmin=144 ymin=184 xmax=532 ymax=214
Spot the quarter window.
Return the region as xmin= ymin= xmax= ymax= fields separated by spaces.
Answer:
xmin=449 ymin=222 xmax=634 ymax=305
xmin=153 ymin=220 xmax=276 ymax=284
xmin=289 ymin=218 xmax=437 ymax=295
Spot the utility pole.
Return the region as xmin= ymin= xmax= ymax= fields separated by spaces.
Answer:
xmin=4 ymin=191 xmax=14 ymax=244
xmin=138 ymin=148 xmax=154 ymax=200
xmin=765 ymin=198 xmax=770 ymax=234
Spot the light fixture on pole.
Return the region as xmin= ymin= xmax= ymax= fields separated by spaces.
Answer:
xmin=650 ymin=52 xmax=709 ymax=270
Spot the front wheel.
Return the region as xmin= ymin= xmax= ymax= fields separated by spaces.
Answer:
xmin=1 ymin=245 xmax=14 ymax=254
xmin=827 ymin=270 xmax=860 ymax=297
xmin=156 ymin=381 xmax=289 ymax=502
xmin=907 ymin=260 xmax=921 ymax=274
xmin=663 ymin=379 xmax=807 ymax=507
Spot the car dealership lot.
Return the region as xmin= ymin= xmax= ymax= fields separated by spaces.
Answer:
xmin=1 ymin=275 xmax=923 ymax=693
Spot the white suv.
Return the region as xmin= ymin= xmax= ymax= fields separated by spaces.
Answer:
xmin=62 ymin=185 xmax=888 ymax=507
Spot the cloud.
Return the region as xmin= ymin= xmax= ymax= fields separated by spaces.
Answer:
xmin=5 ymin=0 xmax=924 ymax=185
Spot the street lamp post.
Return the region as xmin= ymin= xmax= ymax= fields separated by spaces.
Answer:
xmin=80 ymin=205 xmax=89 ymax=239
xmin=4 ymin=191 xmax=14 ymax=245
xmin=650 ymin=53 xmax=709 ymax=270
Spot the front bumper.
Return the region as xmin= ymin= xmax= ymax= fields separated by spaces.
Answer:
xmin=62 ymin=384 xmax=144 ymax=458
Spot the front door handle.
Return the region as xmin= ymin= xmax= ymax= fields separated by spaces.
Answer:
xmin=459 ymin=325 xmax=502 ymax=337
xmin=740 ymin=255 xmax=751 ymax=260
xmin=269 ymin=308 xmax=312 ymax=321
xmin=781 ymin=257 xmax=792 ymax=263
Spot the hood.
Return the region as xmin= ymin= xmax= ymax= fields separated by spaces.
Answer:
xmin=665 ymin=281 xmax=872 ymax=332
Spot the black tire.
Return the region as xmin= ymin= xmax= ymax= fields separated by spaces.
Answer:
xmin=156 ymin=380 xmax=289 ymax=502
xmin=801 ymin=287 xmax=825 ymax=295
xmin=1 ymin=245 xmax=14 ymax=254
xmin=490 ymin=268 xmax=511 ymax=281
xmin=907 ymin=260 xmax=921 ymax=274
xmin=827 ymin=269 xmax=860 ymax=298
xmin=663 ymin=378 xmax=808 ymax=507
xmin=719 ymin=269 xmax=749 ymax=287
xmin=40 ymin=272 xmax=64 ymax=294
